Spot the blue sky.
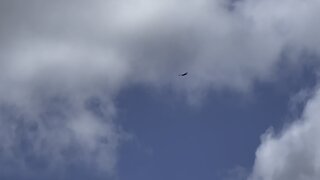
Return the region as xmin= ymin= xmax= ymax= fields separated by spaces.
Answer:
xmin=1 ymin=0 xmax=320 ymax=180
xmin=115 ymin=62 xmax=318 ymax=180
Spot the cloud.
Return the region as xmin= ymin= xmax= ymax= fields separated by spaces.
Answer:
xmin=0 ymin=96 xmax=122 ymax=179
xmin=0 ymin=0 xmax=292 ymax=95
xmin=1 ymin=0 xmax=320 ymax=179
xmin=249 ymin=87 xmax=320 ymax=180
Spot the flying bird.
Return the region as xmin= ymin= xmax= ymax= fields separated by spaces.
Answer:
xmin=179 ymin=72 xmax=188 ymax=76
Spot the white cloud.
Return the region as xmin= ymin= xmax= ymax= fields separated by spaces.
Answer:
xmin=249 ymin=87 xmax=320 ymax=180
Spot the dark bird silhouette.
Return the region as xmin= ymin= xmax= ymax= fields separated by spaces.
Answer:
xmin=179 ymin=72 xmax=188 ymax=76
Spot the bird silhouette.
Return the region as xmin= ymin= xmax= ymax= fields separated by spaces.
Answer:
xmin=179 ymin=72 xmax=188 ymax=76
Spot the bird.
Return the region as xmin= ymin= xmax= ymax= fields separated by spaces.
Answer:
xmin=179 ymin=72 xmax=188 ymax=76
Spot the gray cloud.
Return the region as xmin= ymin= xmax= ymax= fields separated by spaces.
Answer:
xmin=1 ymin=0 xmax=320 ymax=179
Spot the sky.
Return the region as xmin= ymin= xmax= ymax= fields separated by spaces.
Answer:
xmin=1 ymin=0 xmax=320 ymax=180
